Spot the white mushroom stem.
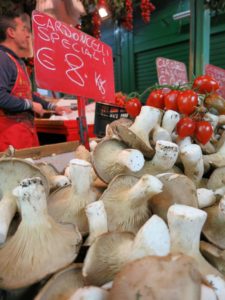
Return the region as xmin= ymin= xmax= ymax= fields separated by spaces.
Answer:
xmin=129 ymin=106 xmax=161 ymax=145
xmin=197 ymin=188 xmax=216 ymax=209
xmin=219 ymin=196 xmax=225 ymax=215
xmin=152 ymin=124 xmax=171 ymax=143
xmin=85 ymin=200 xmax=108 ymax=246
xmin=0 ymin=196 xmax=17 ymax=244
xmin=206 ymin=275 xmax=225 ymax=300
xmin=116 ymin=149 xmax=145 ymax=172
xmin=168 ymin=204 xmax=222 ymax=277
xmin=69 ymin=159 xmax=93 ymax=194
xmin=205 ymin=113 xmax=219 ymax=131
xmin=214 ymin=187 xmax=225 ymax=197
xmin=151 ymin=140 xmax=179 ymax=171
xmin=201 ymin=284 xmax=217 ymax=300
xmin=180 ymin=144 xmax=204 ymax=186
xmin=129 ymin=215 xmax=170 ymax=261
xmin=128 ymin=175 xmax=163 ymax=208
xmin=161 ymin=109 xmax=180 ymax=135
xmin=68 ymin=287 xmax=109 ymax=300
xmin=49 ymin=175 xmax=70 ymax=190
xmin=176 ymin=136 xmax=192 ymax=150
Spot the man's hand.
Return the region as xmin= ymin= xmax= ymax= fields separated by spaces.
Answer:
xmin=54 ymin=106 xmax=72 ymax=115
xmin=32 ymin=102 xmax=44 ymax=117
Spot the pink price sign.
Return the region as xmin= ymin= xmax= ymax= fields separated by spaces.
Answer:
xmin=32 ymin=11 xmax=115 ymax=103
xmin=156 ymin=57 xmax=188 ymax=86
xmin=205 ymin=64 xmax=225 ymax=98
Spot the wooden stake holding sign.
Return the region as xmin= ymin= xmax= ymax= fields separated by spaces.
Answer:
xmin=32 ymin=11 xmax=115 ymax=149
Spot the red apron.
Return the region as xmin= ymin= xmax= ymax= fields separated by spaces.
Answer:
xmin=0 ymin=53 xmax=39 ymax=152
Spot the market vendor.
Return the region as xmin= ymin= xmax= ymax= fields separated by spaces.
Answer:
xmin=0 ymin=10 xmax=72 ymax=152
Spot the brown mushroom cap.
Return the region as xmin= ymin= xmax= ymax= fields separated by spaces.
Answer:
xmin=34 ymin=263 xmax=85 ymax=300
xmin=203 ymin=202 xmax=225 ymax=250
xmin=200 ymin=241 xmax=225 ymax=276
xmin=149 ymin=173 xmax=198 ymax=222
xmin=105 ymin=118 xmax=133 ymax=139
xmin=0 ymin=158 xmax=49 ymax=197
xmin=207 ymin=166 xmax=225 ymax=190
xmin=82 ymin=231 xmax=134 ymax=286
xmin=108 ymin=254 xmax=202 ymax=300
xmin=116 ymin=124 xmax=155 ymax=158
xmin=99 ymin=174 xmax=155 ymax=233
xmin=92 ymin=139 xmax=144 ymax=183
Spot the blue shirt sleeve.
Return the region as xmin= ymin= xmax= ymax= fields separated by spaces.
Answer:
xmin=0 ymin=49 xmax=53 ymax=113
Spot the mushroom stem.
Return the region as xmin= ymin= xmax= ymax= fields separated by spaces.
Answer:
xmin=161 ymin=109 xmax=180 ymax=135
xmin=0 ymin=196 xmax=17 ymax=244
xmin=69 ymin=159 xmax=93 ymax=194
xmin=129 ymin=106 xmax=161 ymax=146
xmin=128 ymin=175 xmax=163 ymax=208
xmin=197 ymin=188 xmax=216 ymax=209
xmin=116 ymin=149 xmax=145 ymax=172
xmin=85 ymin=200 xmax=108 ymax=246
xmin=151 ymin=140 xmax=179 ymax=171
xmin=180 ymin=144 xmax=204 ymax=186
xmin=129 ymin=215 xmax=170 ymax=261
xmin=168 ymin=204 xmax=222 ymax=277
xmin=152 ymin=124 xmax=171 ymax=143
xmin=68 ymin=287 xmax=109 ymax=300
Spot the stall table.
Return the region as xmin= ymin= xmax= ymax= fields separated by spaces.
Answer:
xmin=35 ymin=119 xmax=95 ymax=143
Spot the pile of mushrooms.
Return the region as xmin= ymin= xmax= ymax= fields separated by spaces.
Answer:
xmin=2 ymin=103 xmax=225 ymax=299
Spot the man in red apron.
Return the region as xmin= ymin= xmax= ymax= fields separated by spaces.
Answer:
xmin=0 ymin=10 xmax=71 ymax=152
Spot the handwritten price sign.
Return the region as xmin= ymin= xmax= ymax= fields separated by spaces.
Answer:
xmin=156 ymin=57 xmax=188 ymax=86
xmin=205 ymin=64 xmax=225 ymax=98
xmin=32 ymin=11 xmax=115 ymax=103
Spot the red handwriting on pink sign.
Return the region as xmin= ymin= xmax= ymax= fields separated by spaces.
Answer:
xmin=156 ymin=57 xmax=188 ymax=86
xmin=32 ymin=11 xmax=115 ymax=103
xmin=205 ymin=64 xmax=225 ymax=98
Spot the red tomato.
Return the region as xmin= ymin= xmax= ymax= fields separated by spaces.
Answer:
xmin=193 ymin=75 xmax=219 ymax=94
xmin=115 ymin=92 xmax=126 ymax=107
xmin=177 ymin=90 xmax=198 ymax=115
xmin=176 ymin=117 xmax=196 ymax=139
xmin=164 ymin=90 xmax=180 ymax=111
xmin=125 ymin=98 xmax=142 ymax=118
xmin=195 ymin=121 xmax=213 ymax=145
xmin=146 ymin=89 xmax=164 ymax=109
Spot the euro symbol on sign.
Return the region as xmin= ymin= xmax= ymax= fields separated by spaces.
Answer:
xmin=37 ymin=47 xmax=56 ymax=71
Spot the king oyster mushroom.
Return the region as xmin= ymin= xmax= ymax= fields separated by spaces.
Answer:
xmin=34 ymin=264 xmax=85 ymax=300
xmin=149 ymin=173 xmax=198 ymax=222
xmin=92 ymin=138 xmax=145 ymax=183
xmin=0 ymin=177 xmax=82 ymax=290
xmin=99 ymin=173 xmax=163 ymax=233
xmin=202 ymin=197 xmax=225 ymax=250
xmin=167 ymin=204 xmax=223 ymax=279
xmin=108 ymin=254 xmax=203 ymax=300
xmin=48 ymin=159 xmax=99 ymax=235
xmin=82 ymin=214 xmax=170 ymax=286
xmin=200 ymin=241 xmax=225 ymax=276
xmin=116 ymin=105 xmax=161 ymax=158
xmin=0 ymin=158 xmax=49 ymax=244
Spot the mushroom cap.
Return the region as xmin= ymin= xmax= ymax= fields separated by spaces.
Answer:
xmin=34 ymin=263 xmax=84 ymax=300
xmin=82 ymin=231 xmax=134 ymax=286
xmin=99 ymin=174 xmax=153 ymax=233
xmin=0 ymin=158 xmax=49 ymax=197
xmin=116 ymin=124 xmax=155 ymax=158
xmin=105 ymin=118 xmax=133 ymax=139
xmin=207 ymin=166 xmax=225 ymax=190
xmin=200 ymin=241 xmax=225 ymax=276
xmin=203 ymin=202 xmax=225 ymax=250
xmin=92 ymin=139 xmax=144 ymax=183
xmin=150 ymin=173 xmax=198 ymax=221
xmin=108 ymin=254 xmax=202 ymax=300
xmin=35 ymin=162 xmax=59 ymax=178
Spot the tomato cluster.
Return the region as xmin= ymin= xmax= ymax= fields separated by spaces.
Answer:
xmin=145 ymin=75 xmax=220 ymax=144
